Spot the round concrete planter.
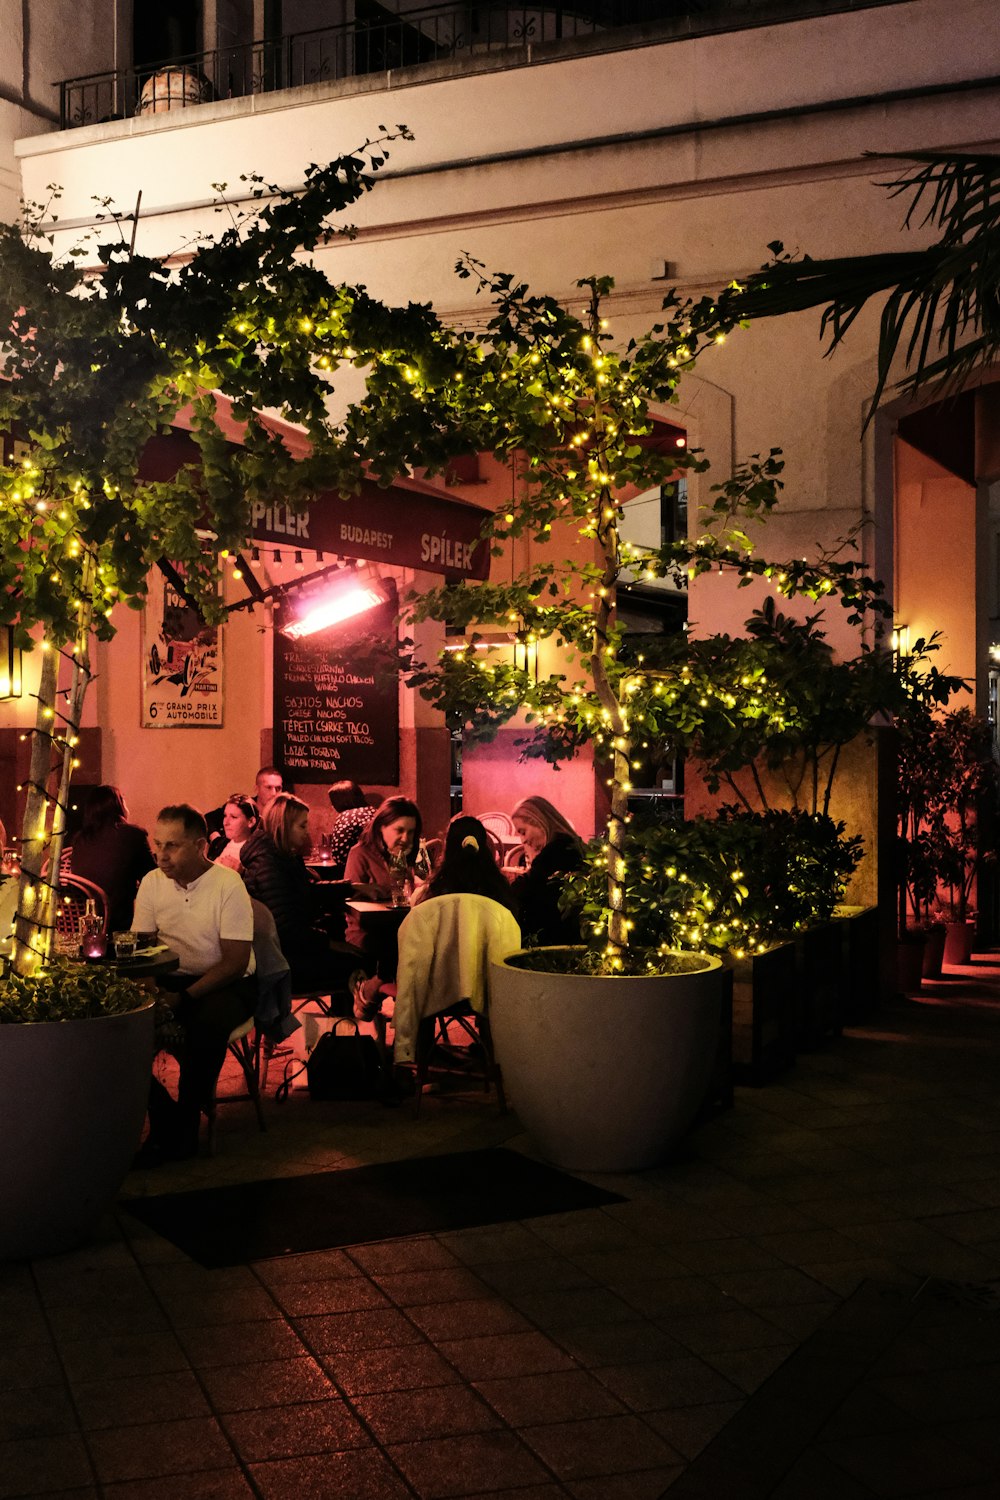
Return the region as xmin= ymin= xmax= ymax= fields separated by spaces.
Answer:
xmin=0 ymin=1000 xmax=155 ymax=1260
xmin=489 ymin=949 xmax=724 ymax=1172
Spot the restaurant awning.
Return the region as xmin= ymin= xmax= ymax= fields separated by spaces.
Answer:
xmin=139 ymin=395 xmax=492 ymax=582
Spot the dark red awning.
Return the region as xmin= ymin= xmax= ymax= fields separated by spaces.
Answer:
xmin=139 ymin=397 xmax=491 ymax=581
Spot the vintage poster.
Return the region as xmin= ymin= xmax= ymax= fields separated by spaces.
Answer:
xmin=141 ymin=568 xmax=223 ymax=728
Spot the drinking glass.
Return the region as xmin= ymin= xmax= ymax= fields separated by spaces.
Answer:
xmin=113 ymin=930 xmax=137 ymax=962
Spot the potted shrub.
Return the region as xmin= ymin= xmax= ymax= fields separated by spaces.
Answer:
xmin=893 ymin=642 xmax=972 ymax=986
xmin=402 ymin=269 xmax=894 ymax=1169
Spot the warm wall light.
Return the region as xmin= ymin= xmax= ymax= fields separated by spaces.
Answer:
xmin=891 ymin=623 xmax=910 ymax=670
xmin=280 ymin=570 xmax=388 ymax=640
xmin=0 ymin=626 xmax=22 ymax=700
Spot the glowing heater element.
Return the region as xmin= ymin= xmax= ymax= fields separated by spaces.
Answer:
xmin=280 ymin=580 xmax=385 ymax=640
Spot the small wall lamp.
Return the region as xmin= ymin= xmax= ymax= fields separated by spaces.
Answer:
xmin=891 ymin=623 xmax=910 ymax=668
xmin=0 ymin=626 xmax=22 ymax=700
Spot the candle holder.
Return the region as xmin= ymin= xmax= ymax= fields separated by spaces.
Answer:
xmin=81 ymin=933 xmax=108 ymax=960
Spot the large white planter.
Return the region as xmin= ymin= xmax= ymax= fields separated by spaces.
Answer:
xmin=490 ymin=949 xmax=724 ymax=1172
xmin=0 ymin=1000 xmax=155 ymax=1260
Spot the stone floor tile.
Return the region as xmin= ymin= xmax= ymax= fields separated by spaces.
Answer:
xmin=703 ymin=1343 xmax=795 ymax=1394
xmin=436 ymin=1223 xmax=556 ymax=1265
xmin=72 ymin=1368 xmax=210 ymax=1430
xmin=177 ymin=1318 xmax=307 ymax=1369
xmin=251 ymin=1250 xmax=360 ymax=1284
xmin=0 ymin=1434 xmax=93 ymax=1500
xmin=751 ymin=1227 xmax=866 ymax=1265
xmin=817 ymin=1428 xmax=994 ymax=1496
xmin=667 ymin=1236 xmax=788 ymax=1275
xmin=0 ymin=1383 xmax=79 ymax=1442
xmin=790 ymin=1196 xmax=900 ymax=1228
xmin=323 ymin=1342 xmax=462 ymax=1395
xmin=436 ymin=1331 xmax=579 ymax=1381
xmin=293 ymin=1307 xmax=424 ymax=1354
xmin=406 ymin=1296 xmax=532 ymax=1342
xmin=267 ymin=1276 xmax=391 ymax=1318
xmin=450 ymin=1488 xmax=567 ymax=1500
xmin=102 ymin=1472 xmax=256 ymax=1499
xmin=152 ymin=1284 xmax=284 ymax=1328
xmin=87 ymin=1415 xmax=234 ymax=1484
xmin=642 ymin=1401 xmax=743 ymax=1460
xmin=594 ymin=1355 xmax=743 ymax=1412
xmin=476 ymin=1257 xmax=597 ymax=1298
xmin=371 ymin=1267 xmax=493 ymax=1307
xmin=760 ymin=1302 xmax=846 ymax=1341
xmin=922 ymin=1206 xmax=1000 ymax=1244
xmin=387 ymin=1429 xmax=551 ymax=1498
xmin=616 ymin=1276 xmax=736 ymax=1317
xmin=353 ymin=1383 xmax=502 ymax=1444
xmin=59 ymin=1330 xmax=192 ymax=1384
xmin=708 ymin=1267 xmax=837 ymax=1308
xmin=519 ymin=1413 xmax=682 ymax=1480
xmin=797 ymin=1259 xmax=911 ymax=1298
xmin=567 ymin=1470 xmax=686 ymax=1499
xmin=198 ymin=1355 xmax=338 ymax=1412
xmin=251 ymin=1448 xmax=414 ymax=1499
xmin=660 ymin=1307 xmax=794 ymax=1356
xmin=220 ymin=1398 xmax=370 ymax=1462
xmin=345 ymin=1238 xmax=462 ymax=1275
xmin=0 ymin=1304 xmax=56 ymax=1345
xmin=551 ymin=1320 xmax=688 ymax=1369
xmin=511 ymin=1285 xmax=637 ymax=1329
xmin=767 ymin=1448 xmax=877 ymax=1498
xmin=44 ymin=1297 xmax=170 ymax=1344
xmin=475 ymin=1369 xmax=627 ymax=1426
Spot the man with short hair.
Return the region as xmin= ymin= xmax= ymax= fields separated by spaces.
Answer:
xmin=133 ymin=803 xmax=255 ymax=1166
xmin=254 ymin=766 xmax=283 ymax=813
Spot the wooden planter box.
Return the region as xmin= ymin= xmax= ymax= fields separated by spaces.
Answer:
xmin=833 ymin=904 xmax=880 ymax=1023
xmin=728 ymin=942 xmax=797 ymax=1085
xmin=794 ymin=922 xmax=845 ymax=1049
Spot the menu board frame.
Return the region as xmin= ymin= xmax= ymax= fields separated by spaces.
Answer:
xmin=273 ymin=581 xmax=400 ymax=786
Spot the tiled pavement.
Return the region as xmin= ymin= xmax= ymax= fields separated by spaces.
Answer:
xmin=4 ymin=955 xmax=1000 ymax=1498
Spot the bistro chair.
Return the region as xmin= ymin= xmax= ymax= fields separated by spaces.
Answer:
xmin=477 ymin=811 xmax=516 ymax=840
xmin=206 ymin=1015 xmax=266 ymax=1154
xmin=52 ymin=874 xmax=108 ymax=955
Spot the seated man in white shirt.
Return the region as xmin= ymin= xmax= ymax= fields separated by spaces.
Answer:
xmin=133 ymin=803 xmax=255 ymax=1166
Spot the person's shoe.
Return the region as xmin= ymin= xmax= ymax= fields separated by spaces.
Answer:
xmin=350 ymin=971 xmax=383 ymax=1024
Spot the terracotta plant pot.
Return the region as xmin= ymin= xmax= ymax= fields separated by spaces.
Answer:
xmin=921 ymin=923 xmax=947 ymax=979
xmin=943 ymin=920 xmax=974 ymax=966
xmin=895 ymin=933 xmax=926 ymax=994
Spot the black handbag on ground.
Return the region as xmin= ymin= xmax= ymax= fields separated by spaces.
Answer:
xmin=306 ymin=1024 xmax=382 ymax=1101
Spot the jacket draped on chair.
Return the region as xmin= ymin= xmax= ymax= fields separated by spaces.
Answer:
xmin=393 ymin=893 xmax=522 ymax=1064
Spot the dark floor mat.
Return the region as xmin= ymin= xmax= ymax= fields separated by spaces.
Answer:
xmin=122 ymin=1147 xmax=626 ymax=1267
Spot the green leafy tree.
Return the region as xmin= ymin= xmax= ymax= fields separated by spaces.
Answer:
xmin=0 ymin=130 xmax=479 ymax=976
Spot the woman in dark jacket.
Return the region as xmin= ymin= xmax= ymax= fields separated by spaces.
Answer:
xmin=239 ymin=793 xmax=358 ymax=992
xmin=67 ymin=785 xmax=154 ymax=934
xmin=509 ymin=796 xmax=584 ymax=945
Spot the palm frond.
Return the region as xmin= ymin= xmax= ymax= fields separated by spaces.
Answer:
xmin=727 ymin=152 xmax=1000 ymax=414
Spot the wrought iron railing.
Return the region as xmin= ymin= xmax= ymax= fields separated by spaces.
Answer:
xmin=57 ymin=0 xmax=908 ymax=130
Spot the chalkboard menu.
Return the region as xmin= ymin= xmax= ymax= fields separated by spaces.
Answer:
xmin=273 ymin=589 xmax=399 ymax=785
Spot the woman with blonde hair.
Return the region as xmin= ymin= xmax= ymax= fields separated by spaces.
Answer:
xmin=509 ymin=795 xmax=584 ymax=945
xmin=240 ymin=792 xmax=359 ymax=990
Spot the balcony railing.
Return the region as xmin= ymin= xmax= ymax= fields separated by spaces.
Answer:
xmin=57 ymin=0 xmax=908 ymax=130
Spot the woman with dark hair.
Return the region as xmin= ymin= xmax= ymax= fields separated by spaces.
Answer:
xmin=326 ymin=779 xmax=375 ymax=876
xmin=343 ymin=796 xmax=425 ymax=945
xmin=509 ymin=795 xmax=584 ymax=945
xmin=420 ymin=815 xmax=518 ymax=915
xmin=239 ymin=792 xmax=361 ymax=991
xmin=208 ymin=794 xmax=260 ymax=871
xmin=67 ymin=784 xmax=155 ymax=933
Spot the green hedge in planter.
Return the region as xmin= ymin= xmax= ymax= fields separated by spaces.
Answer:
xmin=0 ymin=959 xmax=149 ymax=1024
xmin=571 ymin=806 xmax=863 ymax=960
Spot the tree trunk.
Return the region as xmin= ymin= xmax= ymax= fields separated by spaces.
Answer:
xmin=12 ymin=559 xmax=95 ymax=975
